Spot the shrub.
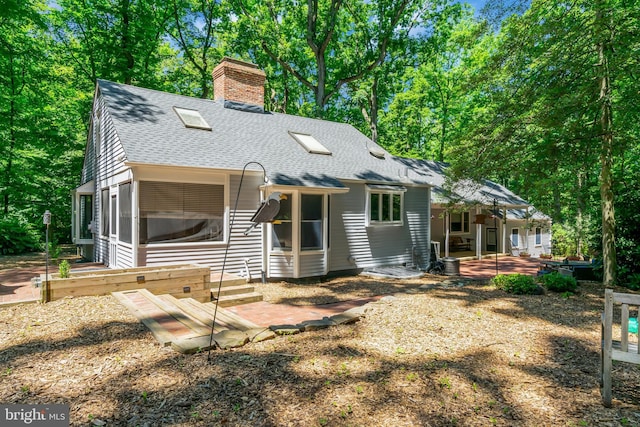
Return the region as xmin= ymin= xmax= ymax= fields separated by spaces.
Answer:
xmin=538 ymin=272 xmax=577 ymax=293
xmin=0 ymin=213 xmax=41 ymax=255
xmin=490 ymin=274 xmax=543 ymax=295
xmin=58 ymin=260 xmax=71 ymax=278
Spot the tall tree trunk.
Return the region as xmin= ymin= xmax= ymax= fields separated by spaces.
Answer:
xmin=595 ymin=0 xmax=616 ymax=286
xmin=121 ymin=0 xmax=134 ymax=85
xmin=576 ymin=172 xmax=585 ymax=257
xmin=359 ymin=76 xmax=379 ymax=143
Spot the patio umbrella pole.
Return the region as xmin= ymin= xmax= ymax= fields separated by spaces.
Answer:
xmin=207 ymin=162 xmax=267 ymax=363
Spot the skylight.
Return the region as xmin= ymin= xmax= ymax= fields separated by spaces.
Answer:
xmin=368 ymin=145 xmax=386 ymax=159
xmin=173 ymin=106 xmax=211 ymax=130
xmin=289 ymin=131 xmax=332 ymax=155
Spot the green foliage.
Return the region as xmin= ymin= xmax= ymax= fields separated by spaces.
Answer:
xmin=550 ymin=222 xmax=586 ymax=258
xmin=490 ymin=274 xmax=543 ymax=295
xmin=614 ymin=177 xmax=640 ymax=290
xmin=538 ymin=272 xmax=577 ymax=293
xmin=0 ymin=213 xmax=41 ymax=254
xmin=58 ymin=259 xmax=71 ymax=278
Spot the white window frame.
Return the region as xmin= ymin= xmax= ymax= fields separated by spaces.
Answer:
xmin=271 ymin=192 xmax=294 ymax=252
xmin=448 ymin=211 xmax=470 ymax=234
xmin=173 ymin=106 xmax=212 ymax=130
xmin=72 ymin=182 xmax=95 ymax=245
xmin=511 ymin=228 xmax=520 ymax=249
xmin=289 ymin=131 xmax=332 ymax=155
xmin=138 ymin=180 xmax=226 ymax=246
xmin=535 ymin=227 xmax=542 ymax=246
xmin=100 ymin=188 xmax=110 ymax=239
xmin=366 ymin=186 xmax=404 ymax=227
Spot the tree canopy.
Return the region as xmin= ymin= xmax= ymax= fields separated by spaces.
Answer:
xmin=1 ymin=0 xmax=638 ymax=287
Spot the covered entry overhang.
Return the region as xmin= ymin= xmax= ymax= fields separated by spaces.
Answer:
xmin=433 ymin=201 xmax=533 ymax=260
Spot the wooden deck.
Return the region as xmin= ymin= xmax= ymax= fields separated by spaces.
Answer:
xmin=112 ymin=289 xmax=271 ymax=353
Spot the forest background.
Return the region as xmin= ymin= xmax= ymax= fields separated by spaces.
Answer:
xmin=1 ymin=0 xmax=638 ymax=287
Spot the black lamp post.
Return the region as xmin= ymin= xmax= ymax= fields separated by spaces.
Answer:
xmin=43 ymin=210 xmax=51 ymax=292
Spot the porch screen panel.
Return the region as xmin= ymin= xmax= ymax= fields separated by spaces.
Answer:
xmin=119 ymin=182 xmax=132 ymax=243
xmin=139 ymin=181 xmax=224 ymax=244
xmin=101 ymin=189 xmax=109 ymax=237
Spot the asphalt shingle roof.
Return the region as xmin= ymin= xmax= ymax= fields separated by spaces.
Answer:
xmin=394 ymin=157 xmax=533 ymax=208
xmin=97 ymin=80 xmax=431 ymax=189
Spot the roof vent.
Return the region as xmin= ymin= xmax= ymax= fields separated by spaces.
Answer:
xmin=289 ymin=131 xmax=332 ymax=155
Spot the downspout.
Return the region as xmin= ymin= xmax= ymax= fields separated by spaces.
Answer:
xmin=132 ymin=178 xmax=139 ymax=267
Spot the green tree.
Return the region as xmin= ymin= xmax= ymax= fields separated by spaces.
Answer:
xmin=0 ymin=0 xmax=87 ymax=249
xmin=378 ymin=6 xmax=488 ymax=160
xmin=165 ymin=0 xmax=232 ymax=98
xmin=51 ymin=0 xmax=172 ymax=87
xmin=233 ymin=0 xmax=427 ymax=118
xmin=449 ymin=0 xmax=640 ymax=285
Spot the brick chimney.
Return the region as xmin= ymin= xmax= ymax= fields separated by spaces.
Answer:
xmin=213 ymin=57 xmax=266 ymax=112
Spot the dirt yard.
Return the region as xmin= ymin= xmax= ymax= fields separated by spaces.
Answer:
xmin=1 ymin=256 xmax=639 ymax=426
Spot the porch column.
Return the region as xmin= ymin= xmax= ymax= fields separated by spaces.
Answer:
xmin=444 ymin=211 xmax=450 ymax=257
xmin=524 ymin=206 xmax=530 ymax=253
xmin=502 ymin=207 xmax=507 ymax=255
xmin=476 ymin=207 xmax=482 ymax=260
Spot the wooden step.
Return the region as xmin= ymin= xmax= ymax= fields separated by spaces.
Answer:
xmin=112 ymin=289 xmax=204 ymax=346
xmin=199 ymin=301 xmax=261 ymax=330
xmin=216 ymin=291 xmax=263 ymax=307
xmin=112 ymin=288 xmax=261 ymax=344
xmin=167 ymin=297 xmax=239 ymax=333
xmin=213 ymin=284 xmax=255 ymax=297
xmin=210 ymin=272 xmax=246 ymax=287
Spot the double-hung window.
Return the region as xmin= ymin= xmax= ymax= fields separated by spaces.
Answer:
xmin=367 ymin=185 xmax=404 ymax=226
xmin=272 ymin=193 xmax=293 ymax=251
xmin=450 ymin=211 xmax=470 ymax=234
xmin=535 ymin=227 xmax=542 ymax=246
xmin=301 ymin=194 xmax=323 ymax=250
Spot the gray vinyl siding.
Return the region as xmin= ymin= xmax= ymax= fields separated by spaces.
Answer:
xmin=404 ymin=186 xmax=431 ymax=269
xmin=269 ymin=252 xmax=294 ymax=277
xmin=138 ymin=175 xmax=263 ymax=276
xmin=81 ymin=125 xmax=96 ymax=184
xmin=92 ymin=94 xmax=139 ymax=265
xmin=95 ymin=238 xmax=108 ymax=266
xmin=299 ymin=252 xmax=326 ymax=277
xmin=117 ymin=244 xmax=134 ymax=268
xmin=329 ymin=183 xmax=431 ymax=272
xmin=95 ymin=97 xmax=127 ymax=180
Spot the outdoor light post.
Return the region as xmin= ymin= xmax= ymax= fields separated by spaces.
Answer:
xmin=43 ymin=210 xmax=51 ymax=292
